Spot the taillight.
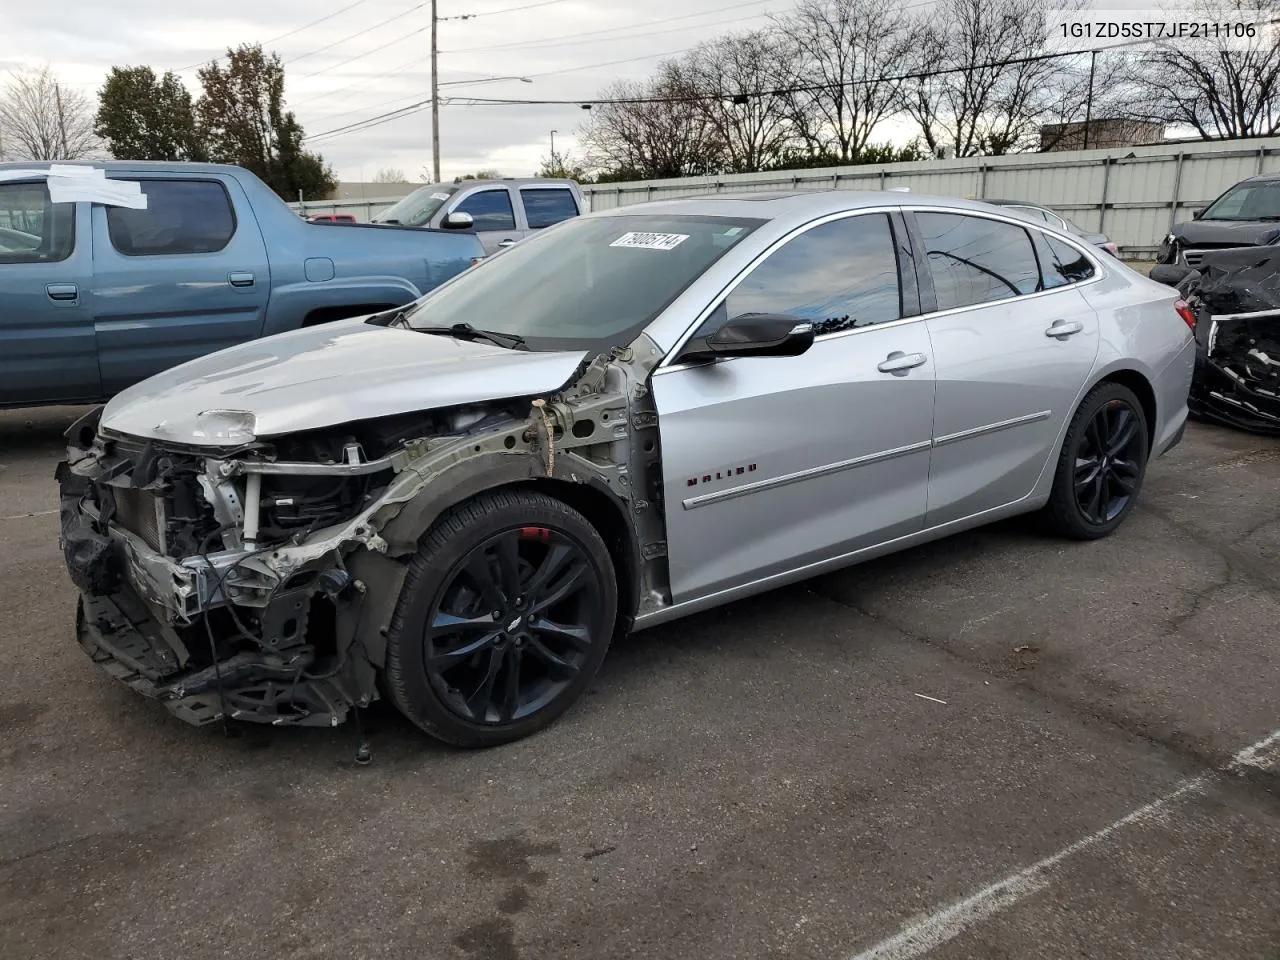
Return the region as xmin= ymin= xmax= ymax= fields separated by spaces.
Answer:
xmin=470 ymin=257 xmax=485 ymax=268
xmin=1174 ymin=299 xmax=1196 ymax=330
xmin=1103 ymin=242 xmax=1119 ymax=257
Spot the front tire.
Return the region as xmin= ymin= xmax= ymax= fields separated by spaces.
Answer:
xmin=384 ymin=489 xmax=617 ymax=748
xmin=1043 ymin=382 xmax=1150 ymax=540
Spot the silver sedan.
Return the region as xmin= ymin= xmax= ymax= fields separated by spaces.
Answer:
xmin=60 ymin=191 xmax=1197 ymax=747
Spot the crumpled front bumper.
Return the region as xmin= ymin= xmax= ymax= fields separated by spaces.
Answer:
xmin=75 ymin=588 xmax=353 ymax=728
xmin=59 ymin=463 xmax=362 ymax=729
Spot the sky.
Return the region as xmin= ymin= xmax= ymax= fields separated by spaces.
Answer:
xmin=2 ymin=0 xmax=793 ymax=186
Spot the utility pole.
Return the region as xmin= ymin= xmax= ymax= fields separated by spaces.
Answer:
xmin=431 ymin=0 xmax=441 ymax=182
xmin=1083 ymin=49 xmax=1097 ymax=151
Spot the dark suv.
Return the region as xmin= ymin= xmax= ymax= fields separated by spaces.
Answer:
xmin=1158 ymin=173 xmax=1280 ymax=268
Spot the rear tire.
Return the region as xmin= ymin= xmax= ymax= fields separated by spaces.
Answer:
xmin=384 ymin=489 xmax=616 ymax=748
xmin=1043 ymin=382 xmax=1150 ymax=540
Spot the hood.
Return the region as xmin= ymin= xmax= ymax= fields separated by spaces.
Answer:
xmin=100 ymin=317 xmax=590 ymax=446
xmin=1172 ymin=218 xmax=1280 ymax=246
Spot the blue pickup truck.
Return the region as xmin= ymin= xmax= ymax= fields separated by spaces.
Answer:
xmin=0 ymin=161 xmax=486 ymax=409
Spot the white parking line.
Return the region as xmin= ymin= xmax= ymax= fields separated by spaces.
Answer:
xmin=848 ymin=728 xmax=1280 ymax=960
xmin=0 ymin=509 xmax=57 ymax=521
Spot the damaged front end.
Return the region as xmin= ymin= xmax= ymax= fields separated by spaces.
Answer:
xmin=57 ymin=343 xmax=669 ymax=730
xmin=1180 ymin=249 xmax=1280 ymax=436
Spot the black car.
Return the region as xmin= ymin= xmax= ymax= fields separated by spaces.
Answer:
xmin=1158 ymin=173 xmax=1280 ymax=268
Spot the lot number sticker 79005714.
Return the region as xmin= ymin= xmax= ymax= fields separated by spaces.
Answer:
xmin=610 ymin=232 xmax=690 ymax=251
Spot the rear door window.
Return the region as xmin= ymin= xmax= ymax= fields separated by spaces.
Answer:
xmin=106 ymin=179 xmax=236 ymax=256
xmin=520 ymin=188 xmax=579 ymax=228
xmin=454 ymin=189 xmax=517 ymax=231
xmin=915 ymin=212 xmax=1042 ymax=310
xmin=0 ymin=182 xmax=75 ymax=263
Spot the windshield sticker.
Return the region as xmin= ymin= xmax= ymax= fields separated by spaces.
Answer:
xmin=430 ymin=192 xmax=451 ymax=201
xmin=610 ymin=231 xmax=689 ymax=251
xmin=724 ymin=227 xmax=744 ymax=236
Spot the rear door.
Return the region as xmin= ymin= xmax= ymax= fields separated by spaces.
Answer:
xmin=91 ymin=175 xmax=270 ymax=395
xmin=0 ymin=180 xmax=99 ymax=406
xmin=518 ymin=185 xmax=580 ymax=234
xmin=909 ymin=208 xmax=1101 ymax=526
xmin=448 ymin=186 xmax=523 ymax=254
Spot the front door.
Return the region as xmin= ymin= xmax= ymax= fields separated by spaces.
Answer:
xmin=909 ymin=210 xmax=1101 ymax=526
xmin=0 ymin=182 xmax=99 ymax=406
xmin=91 ymin=175 xmax=271 ymax=395
xmin=652 ymin=211 xmax=937 ymax=604
xmin=449 ymin=186 xmax=524 ymax=255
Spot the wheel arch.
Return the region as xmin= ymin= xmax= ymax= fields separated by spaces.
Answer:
xmin=1093 ymin=367 xmax=1158 ymax=452
xmin=372 ymin=457 xmax=642 ymax=643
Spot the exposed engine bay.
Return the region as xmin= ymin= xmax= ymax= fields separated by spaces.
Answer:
xmin=57 ymin=340 xmax=671 ymax=729
xmin=1153 ymin=248 xmax=1280 ymax=436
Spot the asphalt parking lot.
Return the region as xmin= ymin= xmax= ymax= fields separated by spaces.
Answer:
xmin=1 ymin=403 xmax=1277 ymax=960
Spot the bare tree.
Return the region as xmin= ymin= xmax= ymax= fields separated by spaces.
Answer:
xmin=1125 ymin=0 xmax=1280 ymax=138
xmin=1036 ymin=50 xmax=1133 ymax=151
xmin=903 ymin=0 xmax=1085 ymax=156
xmin=578 ymin=64 xmax=725 ymax=180
xmin=0 ymin=65 xmax=99 ymax=160
xmin=372 ymin=167 xmax=407 ymax=182
xmin=771 ymin=0 xmax=920 ymax=162
xmin=674 ymin=30 xmax=798 ymax=172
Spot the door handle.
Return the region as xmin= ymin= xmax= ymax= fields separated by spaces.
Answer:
xmin=46 ymin=283 xmax=78 ymax=302
xmin=877 ymin=351 xmax=928 ymax=374
xmin=497 ymin=239 xmax=517 ymax=248
xmin=228 ymin=272 xmax=256 ymax=287
xmin=1045 ymin=319 xmax=1083 ymax=339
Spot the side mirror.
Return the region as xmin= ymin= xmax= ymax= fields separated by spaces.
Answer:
xmin=679 ymin=312 xmax=815 ymax=363
xmin=1191 ymin=208 xmax=1204 ymax=220
xmin=442 ymin=211 xmax=474 ymax=230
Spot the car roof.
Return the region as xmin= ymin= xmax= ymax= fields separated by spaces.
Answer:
xmin=0 ymin=159 xmax=248 ymax=175
xmin=449 ymin=178 xmax=578 ymax=188
xmin=587 ymin=190 xmax=1055 ymax=223
xmin=979 ymin=198 xmax=1051 ymax=208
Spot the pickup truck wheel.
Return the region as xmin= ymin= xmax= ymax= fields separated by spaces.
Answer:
xmin=384 ymin=489 xmax=616 ymax=748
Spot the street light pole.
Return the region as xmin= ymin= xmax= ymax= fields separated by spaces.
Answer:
xmin=431 ymin=0 xmax=441 ymax=182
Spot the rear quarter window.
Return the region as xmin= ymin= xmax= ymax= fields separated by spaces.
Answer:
xmin=1041 ymin=234 xmax=1097 ymax=288
xmin=521 ymin=188 xmax=579 ymax=229
xmin=106 ymin=179 xmax=236 ymax=256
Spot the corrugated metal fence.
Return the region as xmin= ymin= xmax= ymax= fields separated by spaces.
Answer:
xmin=291 ymin=136 xmax=1280 ymax=256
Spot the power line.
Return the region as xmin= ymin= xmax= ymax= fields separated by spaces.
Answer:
xmin=174 ymin=0 xmax=374 ymax=71
xmin=441 ymin=0 xmax=776 ymax=53
xmin=286 ymin=1 xmax=428 ymax=64
xmin=302 ymin=13 xmax=1280 ymax=146
xmin=302 ymin=45 xmax=698 ymax=143
xmin=445 ymin=10 xmax=775 ymax=53
xmin=298 ymin=23 xmax=430 ymax=79
xmin=454 ymin=0 xmax=573 ymax=16
xmin=447 ymin=27 xmax=1280 ymax=107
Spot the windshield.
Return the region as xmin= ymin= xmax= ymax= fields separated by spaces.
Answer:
xmin=374 ymin=183 xmax=458 ymax=226
xmin=1202 ymin=180 xmax=1280 ymax=221
xmin=405 ymin=214 xmax=764 ymax=351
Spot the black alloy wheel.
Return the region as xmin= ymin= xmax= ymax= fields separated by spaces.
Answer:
xmin=384 ymin=490 xmax=617 ymax=747
xmin=1044 ymin=381 xmax=1150 ymax=540
xmin=425 ymin=527 xmax=605 ymax=725
xmin=1073 ymin=398 xmax=1145 ymax=525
